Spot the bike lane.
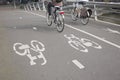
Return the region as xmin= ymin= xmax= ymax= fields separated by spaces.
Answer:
xmin=22 ymin=11 xmax=120 ymax=80
xmin=0 ymin=10 xmax=120 ymax=80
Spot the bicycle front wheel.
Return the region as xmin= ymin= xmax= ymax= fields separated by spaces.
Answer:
xmin=56 ymin=14 xmax=64 ymax=33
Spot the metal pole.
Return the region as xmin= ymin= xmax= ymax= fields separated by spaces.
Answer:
xmin=29 ymin=3 xmax=33 ymax=11
xmin=42 ymin=0 xmax=46 ymax=11
xmin=13 ymin=0 xmax=16 ymax=9
xmin=93 ymin=0 xmax=98 ymax=20
xmin=26 ymin=4 xmax=29 ymax=10
xmin=37 ymin=2 xmax=41 ymax=11
xmin=24 ymin=5 xmax=27 ymax=11
xmin=33 ymin=2 xmax=37 ymax=11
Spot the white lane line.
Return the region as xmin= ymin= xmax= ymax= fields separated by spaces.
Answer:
xmin=26 ymin=11 xmax=46 ymax=18
xmin=72 ymin=59 xmax=85 ymax=69
xmin=97 ymin=19 xmax=120 ymax=27
xmin=25 ymin=11 xmax=120 ymax=49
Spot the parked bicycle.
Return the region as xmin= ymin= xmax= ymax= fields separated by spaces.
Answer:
xmin=46 ymin=6 xmax=65 ymax=32
xmin=13 ymin=40 xmax=47 ymax=66
xmin=71 ymin=2 xmax=92 ymax=25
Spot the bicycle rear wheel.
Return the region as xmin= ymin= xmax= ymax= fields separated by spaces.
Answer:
xmin=56 ymin=14 xmax=64 ymax=33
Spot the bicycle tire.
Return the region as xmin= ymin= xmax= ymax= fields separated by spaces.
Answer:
xmin=56 ymin=14 xmax=65 ymax=33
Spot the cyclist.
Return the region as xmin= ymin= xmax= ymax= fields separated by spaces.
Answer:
xmin=47 ymin=0 xmax=63 ymax=16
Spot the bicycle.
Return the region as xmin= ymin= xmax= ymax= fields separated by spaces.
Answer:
xmin=64 ymin=34 xmax=102 ymax=52
xmin=71 ymin=2 xmax=90 ymax=25
xmin=46 ymin=5 xmax=65 ymax=32
xmin=13 ymin=40 xmax=47 ymax=66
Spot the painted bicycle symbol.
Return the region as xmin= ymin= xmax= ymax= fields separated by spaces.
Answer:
xmin=13 ymin=40 xmax=47 ymax=66
xmin=64 ymin=34 xmax=102 ymax=52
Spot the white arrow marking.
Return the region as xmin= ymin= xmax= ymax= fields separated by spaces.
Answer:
xmin=106 ymin=28 xmax=120 ymax=34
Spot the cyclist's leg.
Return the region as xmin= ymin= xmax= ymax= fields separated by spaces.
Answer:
xmin=54 ymin=7 xmax=62 ymax=23
xmin=54 ymin=7 xmax=58 ymax=23
xmin=47 ymin=2 xmax=54 ymax=16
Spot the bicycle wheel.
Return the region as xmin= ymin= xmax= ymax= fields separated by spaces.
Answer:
xmin=81 ymin=38 xmax=102 ymax=49
xmin=13 ymin=43 xmax=27 ymax=56
xmin=80 ymin=11 xmax=89 ymax=25
xmin=31 ymin=40 xmax=45 ymax=52
xmin=46 ymin=12 xmax=52 ymax=26
xmin=56 ymin=14 xmax=64 ymax=33
xmin=71 ymin=7 xmax=78 ymax=21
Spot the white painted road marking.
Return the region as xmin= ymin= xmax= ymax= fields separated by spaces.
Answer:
xmin=26 ymin=11 xmax=46 ymax=18
xmin=64 ymin=34 xmax=102 ymax=52
xmin=13 ymin=40 xmax=47 ymax=66
xmin=33 ymin=27 xmax=37 ymax=30
xmin=19 ymin=17 xmax=23 ymax=19
xmin=25 ymin=11 xmax=120 ymax=49
xmin=105 ymin=28 xmax=120 ymax=34
xmin=72 ymin=59 xmax=85 ymax=69
xmin=65 ymin=24 xmax=120 ymax=49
